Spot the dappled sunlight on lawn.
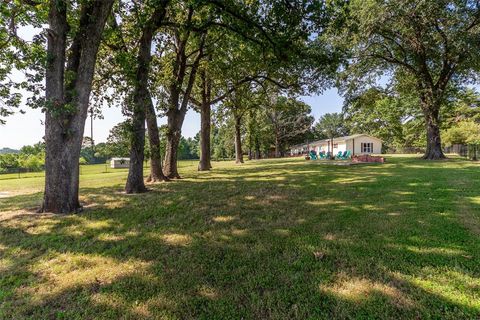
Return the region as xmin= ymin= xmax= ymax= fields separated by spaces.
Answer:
xmin=157 ymin=233 xmax=193 ymax=247
xmin=197 ymin=284 xmax=219 ymax=300
xmin=385 ymin=243 xmax=469 ymax=257
xmin=320 ymin=275 xmax=416 ymax=310
xmin=330 ymin=175 xmax=378 ymax=184
xmin=469 ymin=196 xmax=480 ymax=205
xmin=20 ymin=253 xmax=151 ymax=306
xmin=230 ymin=228 xmax=249 ymax=237
xmin=212 ymin=215 xmax=237 ymax=223
xmin=90 ymin=274 xmax=178 ymax=319
xmin=405 ymin=269 xmax=480 ymax=310
xmin=306 ymin=199 xmax=346 ymax=206
xmin=1 ymin=157 xmax=480 ymax=318
xmin=0 ymin=212 xmax=62 ymax=235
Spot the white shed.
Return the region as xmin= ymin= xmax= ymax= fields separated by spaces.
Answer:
xmin=110 ymin=157 xmax=130 ymax=168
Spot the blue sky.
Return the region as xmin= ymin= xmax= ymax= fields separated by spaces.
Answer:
xmin=0 ymin=89 xmax=344 ymax=149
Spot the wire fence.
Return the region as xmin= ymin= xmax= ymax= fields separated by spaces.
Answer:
xmin=444 ymin=144 xmax=480 ymax=159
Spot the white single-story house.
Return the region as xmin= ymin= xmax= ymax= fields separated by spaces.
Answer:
xmin=290 ymin=134 xmax=382 ymax=156
xmin=110 ymin=157 xmax=130 ymax=168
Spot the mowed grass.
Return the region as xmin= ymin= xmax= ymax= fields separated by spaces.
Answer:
xmin=0 ymin=156 xmax=479 ymax=319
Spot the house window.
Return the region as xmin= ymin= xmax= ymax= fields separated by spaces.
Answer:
xmin=333 ymin=143 xmax=338 ymax=148
xmin=361 ymin=142 xmax=373 ymax=153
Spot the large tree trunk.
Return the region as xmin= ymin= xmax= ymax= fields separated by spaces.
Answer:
xmin=42 ymin=0 xmax=114 ymax=213
xmin=146 ymin=97 xmax=168 ymax=182
xmin=198 ymin=101 xmax=212 ymax=171
xmin=163 ymin=110 xmax=186 ymax=178
xmin=421 ymin=96 xmax=446 ymax=160
xmin=43 ymin=126 xmax=83 ymax=213
xmin=125 ymin=108 xmax=147 ymax=193
xmin=423 ymin=111 xmax=446 ymax=160
xmin=198 ymin=70 xmax=212 ymax=171
xmin=234 ymin=116 xmax=244 ymax=164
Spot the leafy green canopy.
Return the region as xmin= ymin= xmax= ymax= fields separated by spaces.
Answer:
xmin=314 ymin=112 xmax=348 ymax=140
xmin=0 ymin=1 xmax=44 ymax=124
xmin=335 ymin=0 xmax=480 ymax=95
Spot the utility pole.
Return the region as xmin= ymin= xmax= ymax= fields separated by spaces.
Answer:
xmin=90 ymin=108 xmax=94 ymax=150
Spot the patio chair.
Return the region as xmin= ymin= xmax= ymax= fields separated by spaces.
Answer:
xmin=309 ymin=151 xmax=318 ymax=160
xmin=338 ymin=150 xmax=351 ymax=160
xmin=335 ymin=151 xmax=343 ymax=159
xmin=336 ymin=150 xmax=348 ymax=159
xmin=319 ymin=151 xmax=326 ymax=159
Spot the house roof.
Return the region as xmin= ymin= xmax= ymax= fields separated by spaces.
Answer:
xmin=315 ymin=134 xmax=382 ymax=144
xmin=290 ymin=134 xmax=382 ymax=149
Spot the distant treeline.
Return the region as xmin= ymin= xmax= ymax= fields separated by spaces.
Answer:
xmin=0 ymin=143 xmax=45 ymax=173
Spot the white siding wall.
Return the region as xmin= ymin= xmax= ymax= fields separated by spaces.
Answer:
xmin=111 ymin=159 xmax=130 ymax=168
xmin=333 ymin=143 xmax=346 ymax=154
xmin=346 ymin=140 xmax=354 ymax=153
xmin=352 ymin=136 xmax=382 ymax=155
xmin=318 ymin=143 xmax=328 ymax=153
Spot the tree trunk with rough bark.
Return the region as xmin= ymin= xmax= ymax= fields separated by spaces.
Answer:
xmin=422 ymin=111 xmax=445 ymax=160
xmin=234 ymin=116 xmax=244 ymax=164
xmin=42 ymin=0 xmax=114 ymax=213
xmin=163 ymin=109 xmax=186 ymax=178
xmin=125 ymin=106 xmax=147 ymax=193
xmin=198 ymin=100 xmax=212 ymax=171
xmin=420 ymin=94 xmax=446 ymax=160
xmin=197 ymin=69 xmax=213 ymax=171
xmin=146 ymin=97 xmax=168 ymax=182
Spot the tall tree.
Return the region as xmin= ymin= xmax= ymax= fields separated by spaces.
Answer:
xmin=196 ymin=68 xmax=214 ymax=170
xmin=343 ymin=87 xmax=416 ymax=150
xmin=222 ymin=84 xmax=260 ymax=164
xmin=124 ymin=1 xmax=170 ymax=192
xmin=189 ymin=28 xmax=285 ymax=170
xmin=335 ymin=0 xmax=480 ymax=159
xmin=41 ymin=0 xmax=114 ymax=213
xmin=96 ymin=0 xmax=170 ymax=192
xmin=175 ymin=0 xmax=328 ymax=172
xmin=315 ymin=113 xmax=347 ymax=158
xmin=245 ymin=108 xmax=268 ymax=160
xmin=154 ymin=4 xmax=206 ymax=179
xmin=264 ymin=94 xmax=314 ymax=157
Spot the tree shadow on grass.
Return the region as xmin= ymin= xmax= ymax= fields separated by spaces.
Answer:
xmin=0 ymin=158 xmax=480 ymax=319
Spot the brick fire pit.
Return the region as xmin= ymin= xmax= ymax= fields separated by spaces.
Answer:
xmin=352 ymin=154 xmax=386 ymax=163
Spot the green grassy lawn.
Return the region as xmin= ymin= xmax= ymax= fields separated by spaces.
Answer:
xmin=0 ymin=156 xmax=479 ymax=319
